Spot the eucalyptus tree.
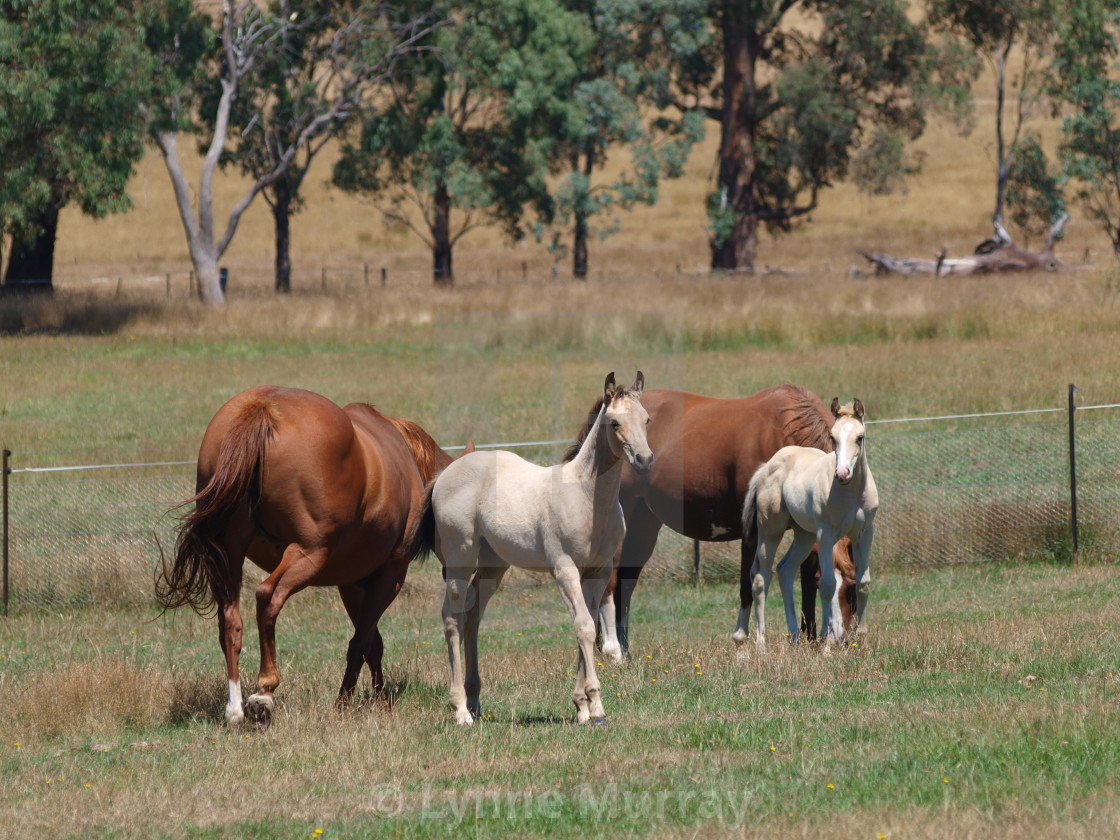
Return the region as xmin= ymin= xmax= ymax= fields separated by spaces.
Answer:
xmin=929 ymin=0 xmax=1063 ymax=237
xmin=664 ymin=1 xmax=972 ymax=273
xmin=1048 ymin=0 xmax=1120 ymax=256
xmin=333 ymin=0 xmax=591 ymax=283
xmin=0 ymin=0 xmax=154 ymax=291
xmin=542 ymin=0 xmax=707 ymax=277
xmin=199 ymin=1 xmax=434 ymax=293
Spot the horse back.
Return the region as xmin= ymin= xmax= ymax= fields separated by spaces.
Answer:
xmin=629 ymin=386 xmax=833 ymax=540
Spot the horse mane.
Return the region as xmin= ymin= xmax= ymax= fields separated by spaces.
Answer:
xmin=387 ymin=415 xmax=455 ymax=485
xmin=780 ymin=384 xmax=835 ymax=453
xmin=563 ymin=397 xmax=606 ymax=463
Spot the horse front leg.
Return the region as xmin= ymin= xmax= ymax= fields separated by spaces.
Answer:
xmin=554 ymin=561 xmax=605 ymax=724
xmin=815 ymin=532 xmax=842 ymax=644
xmin=337 ymin=560 xmax=410 ymax=707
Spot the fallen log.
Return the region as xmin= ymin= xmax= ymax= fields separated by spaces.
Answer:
xmin=860 ymin=215 xmax=1067 ymax=277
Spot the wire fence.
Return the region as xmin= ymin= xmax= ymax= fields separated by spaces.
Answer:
xmin=4 ymin=391 xmax=1120 ymax=613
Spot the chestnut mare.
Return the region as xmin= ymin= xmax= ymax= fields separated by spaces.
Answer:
xmin=156 ymin=386 xmax=453 ymax=726
xmin=593 ymin=385 xmax=856 ymax=660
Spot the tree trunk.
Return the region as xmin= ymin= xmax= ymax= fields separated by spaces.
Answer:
xmin=272 ymin=179 xmax=293 ymax=294
xmin=573 ymin=211 xmax=589 ymax=279
xmin=3 ymin=201 xmax=61 ymax=292
xmin=432 ymin=181 xmax=453 ymax=284
xmin=993 ymin=48 xmax=1008 ymax=227
xmin=710 ymin=1 xmax=758 ymax=273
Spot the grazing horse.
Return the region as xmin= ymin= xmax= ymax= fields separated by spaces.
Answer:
xmin=423 ymin=372 xmax=653 ymax=726
xmin=156 ymin=386 xmax=453 ymax=726
xmin=592 ymin=385 xmax=857 ymax=661
xmin=746 ymin=398 xmax=878 ymax=644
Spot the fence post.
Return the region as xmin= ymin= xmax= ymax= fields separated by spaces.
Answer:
xmin=693 ymin=539 xmax=701 ymax=586
xmin=3 ymin=449 xmax=9 ymax=617
xmin=1068 ymin=383 xmax=1079 ymax=558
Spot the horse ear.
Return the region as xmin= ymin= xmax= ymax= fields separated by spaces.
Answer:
xmin=631 ymin=370 xmax=644 ymax=395
xmin=604 ymin=371 xmax=617 ymax=398
xmin=853 ymin=398 xmax=865 ymax=420
xmin=830 ymin=397 xmax=841 ymax=417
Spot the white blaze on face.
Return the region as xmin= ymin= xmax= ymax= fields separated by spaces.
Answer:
xmin=834 ymin=418 xmax=861 ymax=484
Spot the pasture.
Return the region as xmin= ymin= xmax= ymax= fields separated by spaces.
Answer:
xmin=2 ymin=92 xmax=1120 ymax=837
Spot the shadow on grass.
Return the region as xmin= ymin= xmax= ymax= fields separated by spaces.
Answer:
xmin=0 ymin=290 xmax=166 ymax=335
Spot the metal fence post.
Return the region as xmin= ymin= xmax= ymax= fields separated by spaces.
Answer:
xmin=3 ymin=449 xmax=9 ymax=616
xmin=1068 ymin=383 xmax=1079 ymax=558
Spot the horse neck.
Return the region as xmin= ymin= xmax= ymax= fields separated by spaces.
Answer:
xmin=569 ymin=403 xmax=623 ymax=486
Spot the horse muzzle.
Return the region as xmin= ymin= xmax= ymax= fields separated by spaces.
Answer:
xmin=629 ymin=450 xmax=655 ymax=474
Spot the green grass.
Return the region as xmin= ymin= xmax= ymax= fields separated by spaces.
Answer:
xmin=1 ymin=560 xmax=1118 ymax=838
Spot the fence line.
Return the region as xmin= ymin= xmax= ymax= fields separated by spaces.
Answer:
xmin=3 ymin=396 xmax=1120 ymax=612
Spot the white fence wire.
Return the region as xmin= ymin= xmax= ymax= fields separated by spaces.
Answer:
xmin=4 ymin=396 xmax=1120 ymax=612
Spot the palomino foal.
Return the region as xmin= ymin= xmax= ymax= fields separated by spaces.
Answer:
xmin=425 ymin=372 xmax=653 ymax=725
xmin=744 ymin=398 xmax=878 ymax=644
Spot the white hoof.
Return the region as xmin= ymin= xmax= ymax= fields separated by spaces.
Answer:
xmin=601 ymin=641 xmax=623 ymax=664
xmin=731 ymin=628 xmax=748 ymax=646
xmin=454 ymin=708 xmax=474 ymax=726
xmin=225 ymin=704 xmax=245 ymax=726
xmin=245 ymin=693 xmax=274 ymax=729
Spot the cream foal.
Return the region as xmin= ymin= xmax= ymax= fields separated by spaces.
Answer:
xmin=744 ymin=398 xmax=878 ymax=644
xmin=428 ymin=372 xmax=653 ymax=725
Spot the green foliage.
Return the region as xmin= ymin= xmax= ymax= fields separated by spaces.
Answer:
xmin=1048 ymin=0 xmax=1120 ymax=254
xmin=1005 ymin=133 xmax=1067 ymax=241
xmin=333 ymin=0 xmax=592 ymax=254
xmin=0 ymin=0 xmax=158 ymax=240
xmin=540 ymin=1 xmax=708 ymax=266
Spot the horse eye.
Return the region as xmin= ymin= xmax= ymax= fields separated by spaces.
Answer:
xmin=610 ymin=420 xmax=620 ymax=429
xmin=857 ymin=436 xmax=864 ymax=445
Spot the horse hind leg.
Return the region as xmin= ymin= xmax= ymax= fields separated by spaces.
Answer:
xmin=218 ymin=574 xmax=246 ymax=726
xmin=335 ymin=560 xmax=411 ymax=708
xmin=463 ymin=545 xmax=508 ymax=720
xmin=247 ymin=543 xmax=324 ymax=727
xmin=612 ymin=501 xmax=661 ymax=661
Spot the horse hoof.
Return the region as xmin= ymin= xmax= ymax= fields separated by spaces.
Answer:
xmin=601 ymin=643 xmax=623 ymax=664
xmin=454 ymin=709 xmax=474 ymax=726
xmin=245 ymin=693 xmax=274 ymax=730
xmin=590 ymin=716 xmax=608 ymax=728
xmin=731 ymin=629 xmax=748 ymax=646
xmin=225 ymin=704 xmax=245 ymax=727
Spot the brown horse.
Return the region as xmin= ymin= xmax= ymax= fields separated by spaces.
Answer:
xmin=593 ymin=384 xmax=856 ymax=660
xmin=156 ymin=386 xmax=455 ymax=726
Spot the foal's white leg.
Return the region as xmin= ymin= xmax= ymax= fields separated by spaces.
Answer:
xmin=850 ymin=523 xmax=874 ymax=636
xmin=775 ymin=530 xmax=816 ymax=643
xmin=816 ymin=534 xmax=843 ymax=643
xmin=442 ymin=568 xmax=475 ymax=726
xmin=597 ymin=591 xmax=623 ymax=665
xmin=463 ymin=561 xmax=508 ymax=719
xmin=750 ymin=534 xmax=781 ymax=645
xmin=553 ymin=560 xmax=604 ymax=724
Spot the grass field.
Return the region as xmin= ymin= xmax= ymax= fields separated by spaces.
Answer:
xmin=2 ymin=71 xmax=1120 ymax=839
xmin=2 ymin=560 xmax=1119 ymax=839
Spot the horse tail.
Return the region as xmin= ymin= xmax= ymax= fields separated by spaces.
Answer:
xmin=155 ymin=397 xmax=279 ymax=616
xmin=742 ymin=466 xmax=763 ymax=537
xmin=412 ymin=478 xmax=439 ymax=564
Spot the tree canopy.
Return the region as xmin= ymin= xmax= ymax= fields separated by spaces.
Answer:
xmin=0 ymin=0 xmax=156 ymax=289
